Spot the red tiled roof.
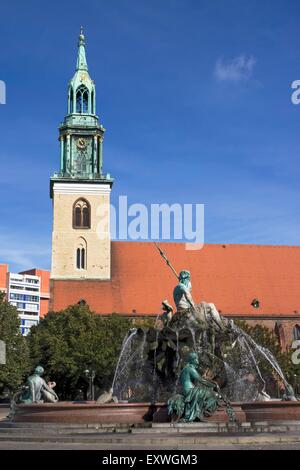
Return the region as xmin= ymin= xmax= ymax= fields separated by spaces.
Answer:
xmin=50 ymin=242 xmax=300 ymax=317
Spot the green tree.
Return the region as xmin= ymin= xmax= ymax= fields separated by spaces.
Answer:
xmin=27 ymin=304 xmax=131 ymax=399
xmin=0 ymin=292 xmax=30 ymax=396
xmin=133 ymin=317 xmax=156 ymax=329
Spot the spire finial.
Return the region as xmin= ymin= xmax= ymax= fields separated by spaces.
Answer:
xmin=78 ymin=26 xmax=85 ymax=45
xmin=76 ymin=27 xmax=88 ymax=71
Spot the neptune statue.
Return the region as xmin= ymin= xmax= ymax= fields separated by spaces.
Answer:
xmin=173 ymin=270 xmax=227 ymax=332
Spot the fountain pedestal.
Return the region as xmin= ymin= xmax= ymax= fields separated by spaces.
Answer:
xmin=152 ymin=403 xmax=246 ymax=423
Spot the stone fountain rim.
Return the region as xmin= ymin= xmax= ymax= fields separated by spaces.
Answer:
xmin=15 ymin=400 xmax=299 ymax=409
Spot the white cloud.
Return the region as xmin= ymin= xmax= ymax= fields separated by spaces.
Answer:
xmin=214 ymin=55 xmax=256 ymax=82
xmin=0 ymin=233 xmax=51 ymax=272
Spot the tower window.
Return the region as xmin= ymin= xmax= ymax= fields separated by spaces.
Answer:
xmin=91 ymin=90 xmax=94 ymax=114
xmin=76 ymin=247 xmax=86 ymax=270
xmin=81 ymin=248 xmax=85 ymax=269
xmin=76 ymin=248 xmax=81 ymax=269
xmin=76 ymin=85 xmax=89 ymax=113
xmin=76 ymin=238 xmax=87 ymax=270
xmin=70 ymin=88 xmax=74 ymax=113
xmin=73 ymin=199 xmax=91 ymax=229
xmin=82 ymin=206 xmax=89 ymax=226
xmin=76 ymin=248 xmax=86 ymax=269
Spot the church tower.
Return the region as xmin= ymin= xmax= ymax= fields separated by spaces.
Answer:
xmin=50 ymin=28 xmax=113 ymax=281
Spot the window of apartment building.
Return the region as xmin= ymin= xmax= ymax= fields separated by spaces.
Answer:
xmin=10 ymin=293 xmax=39 ymax=302
xmin=25 ymin=279 xmax=39 ymax=284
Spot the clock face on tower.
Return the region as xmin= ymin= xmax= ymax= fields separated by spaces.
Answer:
xmin=76 ymin=137 xmax=87 ymax=150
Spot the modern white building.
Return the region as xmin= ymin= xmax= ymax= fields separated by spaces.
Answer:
xmin=7 ymin=272 xmax=40 ymax=335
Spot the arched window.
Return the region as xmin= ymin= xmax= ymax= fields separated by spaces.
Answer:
xmin=73 ymin=199 xmax=90 ymax=229
xmin=293 ymin=325 xmax=300 ymax=341
xmin=76 ymin=238 xmax=87 ymax=270
xmin=76 ymin=247 xmax=86 ymax=269
xmin=91 ymin=90 xmax=94 ymax=114
xmin=70 ymin=88 xmax=74 ymax=113
xmin=76 ymin=85 xmax=89 ymax=113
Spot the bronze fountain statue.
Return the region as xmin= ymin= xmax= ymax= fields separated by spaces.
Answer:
xmin=17 ymin=366 xmax=58 ymax=404
xmin=168 ymin=351 xmax=222 ymax=422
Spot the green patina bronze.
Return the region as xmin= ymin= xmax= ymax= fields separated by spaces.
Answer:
xmin=19 ymin=366 xmax=58 ymax=404
xmin=168 ymin=352 xmax=219 ymax=422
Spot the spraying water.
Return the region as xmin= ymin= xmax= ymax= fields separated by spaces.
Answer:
xmin=111 ymin=328 xmax=137 ymax=393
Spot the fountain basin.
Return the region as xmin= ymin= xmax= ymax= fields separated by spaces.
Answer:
xmin=13 ymin=402 xmax=156 ymax=424
xmin=241 ymin=401 xmax=300 ymax=422
xmin=14 ymin=401 xmax=300 ymax=424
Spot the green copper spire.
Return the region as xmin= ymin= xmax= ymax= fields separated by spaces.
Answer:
xmin=49 ymin=27 xmax=114 ymax=194
xmin=67 ymin=28 xmax=96 ymax=117
xmin=76 ymin=26 xmax=88 ymax=71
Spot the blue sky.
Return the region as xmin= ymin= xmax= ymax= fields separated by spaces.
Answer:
xmin=0 ymin=0 xmax=300 ymax=272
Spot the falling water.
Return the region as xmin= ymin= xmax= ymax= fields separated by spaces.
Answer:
xmin=238 ymin=335 xmax=266 ymax=388
xmin=134 ymin=329 xmax=147 ymax=385
xmin=172 ymin=330 xmax=181 ymax=394
xmin=240 ymin=328 xmax=286 ymax=383
xmin=188 ymin=326 xmax=197 ymax=352
xmin=111 ymin=328 xmax=137 ymax=393
xmin=175 ymin=330 xmax=180 ymax=367
xmin=233 ymin=325 xmax=287 ymax=384
xmin=151 ymin=329 xmax=160 ymax=401
xmin=153 ymin=313 xmax=161 ymax=329
xmin=153 ymin=330 xmax=159 ymax=374
xmin=139 ymin=329 xmax=147 ymax=361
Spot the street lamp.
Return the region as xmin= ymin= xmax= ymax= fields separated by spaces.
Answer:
xmin=294 ymin=374 xmax=298 ymax=395
xmin=0 ymin=340 xmax=6 ymax=365
xmin=84 ymin=369 xmax=96 ymax=401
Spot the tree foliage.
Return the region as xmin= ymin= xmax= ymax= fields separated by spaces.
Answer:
xmin=0 ymin=292 xmax=31 ymax=395
xmin=27 ymin=304 xmax=131 ymax=399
